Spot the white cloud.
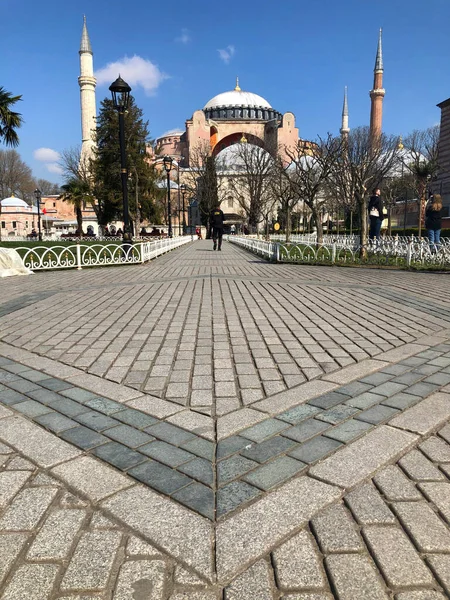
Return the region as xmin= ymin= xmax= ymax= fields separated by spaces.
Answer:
xmin=33 ymin=147 xmax=60 ymax=162
xmin=161 ymin=128 xmax=184 ymax=136
xmin=46 ymin=163 xmax=63 ymax=175
xmin=218 ymin=45 xmax=235 ymax=64
xmin=175 ymin=28 xmax=191 ymax=44
xmin=95 ymin=55 xmax=168 ymax=96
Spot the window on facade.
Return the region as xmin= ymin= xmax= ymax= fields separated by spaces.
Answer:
xmin=1 ymin=222 xmax=5 ymax=229
xmin=53 ymin=202 xmax=56 ymax=208
xmin=26 ymin=221 xmax=28 ymax=228
xmin=227 ymin=197 xmax=234 ymax=208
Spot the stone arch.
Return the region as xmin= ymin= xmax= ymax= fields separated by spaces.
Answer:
xmin=212 ymin=132 xmax=265 ymax=157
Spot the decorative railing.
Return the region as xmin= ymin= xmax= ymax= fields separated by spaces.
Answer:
xmin=230 ymin=236 xmax=450 ymax=268
xmin=13 ymin=237 xmax=191 ymax=271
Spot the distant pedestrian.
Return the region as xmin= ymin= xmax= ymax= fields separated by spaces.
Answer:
xmin=368 ymin=188 xmax=384 ymax=240
xmin=230 ymin=224 xmax=236 ymax=235
xmin=426 ymin=194 xmax=443 ymax=249
xmin=210 ymin=203 xmax=224 ymax=251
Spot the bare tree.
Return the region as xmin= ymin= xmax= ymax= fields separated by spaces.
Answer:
xmin=35 ymin=178 xmax=61 ymax=195
xmin=0 ymin=149 xmax=35 ymax=201
xmin=285 ymin=135 xmax=342 ymax=244
xmin=225 ymin=142 xmax=276 ymax=233
xmin=401 ymin=126 xmax=439 ymax=237
xmin=329 ymin=127 xmax=399 ymax=253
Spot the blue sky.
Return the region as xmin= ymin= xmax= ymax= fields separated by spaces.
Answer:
xmin=2 ymin=0 xmax=449 ymax=183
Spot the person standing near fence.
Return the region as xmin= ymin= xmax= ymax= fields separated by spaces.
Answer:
xmin=368 ymin=188 xmax=385 ymax=240
xmin=425 ymin=194 xmax=443 ymax=250
xmin=210 ymin=203 xmax=224 ymax=251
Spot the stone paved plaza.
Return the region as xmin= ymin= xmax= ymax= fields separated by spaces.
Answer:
xmin=1 ymin=239 xmax=450 ymax=598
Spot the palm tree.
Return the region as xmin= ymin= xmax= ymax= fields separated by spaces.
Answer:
xmin=0 ymin=87 xmax=23 ymax=147
xmin=59 ymin=178 xmax=91 ymax=235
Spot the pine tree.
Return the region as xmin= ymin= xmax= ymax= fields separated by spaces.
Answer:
xmin=92 ymin=96 xmax=162 ymax=230
xmin=197 ymin=156 xmax=218 ymax=235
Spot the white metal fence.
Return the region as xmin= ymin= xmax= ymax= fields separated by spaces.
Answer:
xmin=230 ymin=235 xmax=450 ymax=268
xmin=13 ymin=237 xmax=191 ymax=271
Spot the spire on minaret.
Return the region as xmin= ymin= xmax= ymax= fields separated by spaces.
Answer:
xmin=374 ymin=28 xmax=383 ymax=72
xmin=80 ymin=15 xmax=92 ymax=54
xmin=340 ymin=86 xmax=350 ymax=137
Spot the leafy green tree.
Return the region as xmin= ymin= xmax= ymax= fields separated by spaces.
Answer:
xmin=92 ymin=96 xmax=161 ymax=231
xmin=197 ymin=156 xmax=219 ymax=236
xmin=59 ymin=177 xmax=91 ymax=235
xmin=0 ymin=87 xmax=23 ymax=147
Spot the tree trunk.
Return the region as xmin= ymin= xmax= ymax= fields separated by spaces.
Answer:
xmin=350 ymin=210 xmax=353 ymax=235
xmin=359 ymin=196 xmax=368 ymax=258
xmin=388 ymin=206 xmax=392 ymax=236
xmin=311 ymin=207 xmax=323 ymax=244
xmin=285 ymin=206 xmax=291 ymax=243
xmin=76 ymin=204 xmax=83 ymax=236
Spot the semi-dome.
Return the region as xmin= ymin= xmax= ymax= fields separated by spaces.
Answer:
xmin=216 ymin=142 xmax=273 ymax=172
xmin=1 ymin=196 xmax=29 ymax=209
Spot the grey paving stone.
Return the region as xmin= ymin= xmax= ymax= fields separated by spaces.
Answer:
xmin=324 ymin=419 xmax=372 ymax=443
xmin=243 ymin=455 xmax=306 ymax=490
xmin=60 ymin=426 xmax=109 ymax=450
xmin=34 ymin=412 xmax=78 ymax=433
xmin=0 ymin=389 xmax=28 ymax=405
xmin=406 ymin=382 xmax=440 ymax=397
xmin=1 ymin=564 xmax=59 ymax=600
xmin=381 ymin=392 xmax=422 ymax=410
xmin=419 ymin=482 xmax=450 ymax=523
xmin=424 ymin=372 xmax=450 ymax=386
xmin=359 ymin=372 xmax=393 ymax=385
xmin=395 ymin=591 xmax=446 ymax=600
xmin=73 ymin=410 xmax=120 ymax=431
xmin=336 ymin=380 xmax=373 ymax=396
xmin=38 ymin=378 xmax=74 ymax=391
xmin=146 ymin=421 xmax=196 ymax=445
xmin=344 ymin=392 xmax=385 ymax=410
xmin=46 ymin=397 xmax=89 ymax=417
xmin=113 ymin=408 xmax=158 ymax=429
xmin=0 ymin=532 xmax=29 ymax=586
xmin=369 ymin=381 xmax=408 ymax=397
xmin=426 ymin=554 xmax=450 ymax=595
xmin=399 ymin=357 xmax=428 ymax=367
xmin=439 ymin=424 xmax=450 ymax=444
xmin=92 ymin=442 xmax=147 ymax=471
xmin=27 ymin=508 xmax=86 ymax=559
xmin=276 ymin=404 xmax=321 ymax=425
xmin=181 ymin=436 xmax=214 ymax=460
xmin=355 ymin=404 xmax=399 ymax=424
xmin=363 ymin=526 xmax=434 ymax=587
xmin=216 ymin=480 xmax=261 ymax=518
xmin=345 ymin=482 xmax=396 ymax=525
xmin=393 ymin=501 xmax=450 ymax=552
xmin=0 ymin=486 xmax=58 ymax=530
xmin=13 ymin=400 xmax=54 ymax=418
xmin=399 ymin=450 xmax=446 ymax=481
xmin=218 ymin=455 xmax=259 ymax=484
xmin=391 ymin=371 xmax=426 ymax=385
xmin=104 ymin=424 xmax=154 ymax=448
xmin=27 ymin=388 xmax=67 ymax=404
xmin=114 ymin=560 xmax=167 ymax=599
xmin=178 ymin=457 xmax=213 ymax=486
xmin=374 ymin=465 xmax=422 ymax=500
xmin=225 ymin=559 xmax=274 ymax=600
xmin=390 ymin=393 xmax=450 ymax=435
xmin=217 ymin=436 xmax=252 ymax=459
xmin=84 ymin=396 xmax=124 ymax=414
xmin=312 ymin=503 xmax=364 ymax=553
xmin=310 ymin=426 xmax=418 ymax=489
xmin=289 ymin=436 xmax=341 ymax=464
xmin=61 ymin=387 xmax=100 ymax=402
xmin=0 ymin=370 xmax=20 ymax=383
xmin=308 ymin=391 xmax=350 ymax=409
xmin=6 ymin=379 xmax=42 ymax=393
xmin=0 ymin=471 xmax=31 ymax=508
xmin=128 ymin=460 xmax=193 ymax=494
xmin=172 ymin=482 xmax=214 ymax=519
xmin=273 ymin=528 xmax=325 ymax=590
xmin=282 ymin=419 xmax=330 ymax=443
xmin=315 ymin=404 xmax=359 ymax=424
xmin=240 ymin=418 xmax=289 ymax=442
xmin=419 ymin=436 xmax=450 ymax=462
xmin=61 ymin=530 xmax=122 ymax=590
xmin=325 ymin=554 xmax=389 ymax=600
xmin=380 ymin=364 xmax=411 ymax=376
xmin=140 ymin=440 xmax=195 ymax=468
xmin=19 ymin=369 xmax=52 ymax=382
xmin=241 ymin=435 xmax=297 ymax=463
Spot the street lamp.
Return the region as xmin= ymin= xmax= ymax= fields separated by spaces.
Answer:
xmin=180 ymin=184 xmax=187 ymax=235
xmin=163 ymin=156 xmax=173 ymax=238
xmin=109 ymin=75 xmax=132 ymax=248
xmin=33 ymin=189 xmax=42 ymax=241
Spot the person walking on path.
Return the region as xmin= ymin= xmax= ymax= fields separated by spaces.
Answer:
xmin=368 ymin=188 xmax=385 ymax=241
xmin=426 ymin=194 xmax=444 ymax=250
xmin=210 ymin=203 xmax=225 ymax=251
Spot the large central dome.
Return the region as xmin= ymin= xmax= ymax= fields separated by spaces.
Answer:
xmin=204 ymin=78 xmax=271 ymax=110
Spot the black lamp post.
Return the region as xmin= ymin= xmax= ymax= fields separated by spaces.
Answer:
xmin=109 ymin=76 xmax=132 ymax=248
xmin=163 ymin=156 xmax=173 ymax=238
xmin=180 ymin=184 xmax=187 ymax=235
xmin=33 ymin=188 xmax=42 ymax=241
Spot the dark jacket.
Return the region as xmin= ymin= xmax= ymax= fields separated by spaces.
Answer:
xmin=425 ymin=205 xmax=443 ymax=231
xmin=210 ymin=208 xmax=224 ymax=230
xmin=368 ymin=195 xmax=384 ymax=220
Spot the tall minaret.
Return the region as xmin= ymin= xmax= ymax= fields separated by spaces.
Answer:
xmin=340 ymin=86 xmax=350 ymax=139
xmin=78 ymin=16 xmax=97 ymax=168
xmin=369 ymin=28 xmax=385 ymax=146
